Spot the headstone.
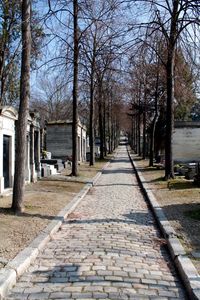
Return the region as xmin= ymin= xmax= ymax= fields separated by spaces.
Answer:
xmin=185 ymin=163 xmax=196 ymax=179
xmin=46 ymin=151 xmax=51 ymax=159
xmin=40 ymin=159 xmax=64 ymax=172
xmin=41 ymin=164 xmax=51 ymax=177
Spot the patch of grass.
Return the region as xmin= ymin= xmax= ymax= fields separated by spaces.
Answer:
xmin=146 ymin=166 xmax=158 ymax=170
xmin=96 ymin=157 xmax=111 ymax=163
xmin=184 ymin=209 xmax=200 ymax=221
xmin=168 ymin=179 xmax=195 ymax=190
xmin=25 ymin=204 xmax=42 ymax=210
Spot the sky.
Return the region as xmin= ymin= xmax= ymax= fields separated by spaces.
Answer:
xmin=30 ymin=0 xmax=200 ymax=101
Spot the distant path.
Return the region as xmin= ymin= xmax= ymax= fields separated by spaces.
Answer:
xmin=7 ymin=146 xmax=187 ymax=299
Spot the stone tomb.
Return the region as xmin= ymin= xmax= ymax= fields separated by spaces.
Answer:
xmin=46 ymin=120 xmax=87 ymax=162
xmin=0 ymin=107 xmax=17 ymax=193
xmin=0 ymin=107 xmax=41 ymax=194
xmin=26 ymin=111 xmax=41 ymax=183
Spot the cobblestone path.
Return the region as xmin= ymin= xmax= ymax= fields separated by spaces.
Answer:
xmin=7 ymin=146 xmax=187 ymax=300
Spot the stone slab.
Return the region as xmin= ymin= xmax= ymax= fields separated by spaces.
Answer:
xmin=175 ymin=255 xmax=200 ymax=299
xmin=0 ymin=269 xmax=16 ymax=300
xmin=167 ymin=237 xmax=186 ymax=259
xmin=28 ymin=233 xmax=51 ymax=252
xmin=42 ymin=219 xmax=63 ymax=238
xmin=6 ymin=247 xmax=39 ymax=277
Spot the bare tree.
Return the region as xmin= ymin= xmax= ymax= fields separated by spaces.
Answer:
xmin=12 ymin=0 xmax=31 ymax=213
xmin=0 ymin=1 xmax=21 ymax=105
xmin=152 ymin=1 xmax=199 ymax=179
xmin=0 ymin=0 xmax=44 ymax=106
xmin=80 ymin=0 xmax=127 ymax=162
xmin=128 ymin=0 xmax=200 ymax=178
xmin=30 ymin=73 xmax=73 ymax=126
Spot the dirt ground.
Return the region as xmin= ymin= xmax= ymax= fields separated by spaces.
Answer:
xmin=0 ymin=159 xmax=108 ymax=270
xmin=131 ymin=151 xmax=200 ymax=274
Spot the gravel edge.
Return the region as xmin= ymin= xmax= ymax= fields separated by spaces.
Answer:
xmin=127 ymin=148 xmax=200 ymax=300
xmin=0 ymin=161 xmax=110 ymax=300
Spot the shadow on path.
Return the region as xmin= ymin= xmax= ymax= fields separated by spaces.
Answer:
xmin=0 ymin=207 xmax=61 ymax=220
xmin=102 ymin=169 xmax=134 ymax=175
xmin=65 ymin=211 xmax=155 ymax=227
xmin=94 ymin=183 xmax=139 ymax=187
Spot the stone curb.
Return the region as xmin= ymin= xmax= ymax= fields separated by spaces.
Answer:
xmin=0 ymin=161 xmax=110 ymax=300
xmin=92 ymin=161 xmax=110 ymax=185
xmin=127 ymin=148 xmax=200 ymax=300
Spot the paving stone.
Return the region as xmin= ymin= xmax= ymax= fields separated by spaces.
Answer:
xmin=71 ymin=292 xmax=93 ymax=298
xmin=63 ymin=286 xmax=83 ymax=292
xmin=8 ymin=293 xmax=29 ymax=300
xmin=108 ymin=292 xmax=128 ymax=299
xmin=97 ymin=270 xmax=112 ymax=276
xmin=92 ymin=266 xmax=106 ymax=271
xmin=28 ymin=292 xmax=50 ymax=299
xmin=104 ymin=287 xmax=121 ymax=293
xmin=84 ymin=286 xmax=104 ymax=292
xmin=158 ymin=290 xmax=177 ymax=297
xmin=92 ymin=292 xmax=108 ymax=299
xmin=5 ymin=147 xmax=186 ymax=300
xmin=24 ymin=286 xmax=43 ymax=294
xmin=137 ymin=288 xmax=158 ymax=296
xmin=49 ymin=292 xmax=71 ymax=298
xmin=142 ymin=279 xmax=158 ymax=285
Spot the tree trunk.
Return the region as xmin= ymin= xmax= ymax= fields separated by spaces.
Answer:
xmin=71 ymin=0 xmax=79 ymax=176
xmin=149 ymin=66 xmax=159 ymax=167
xmin=164 ymin=0 xmax=178 ymax=180
xmin=142 ymin=109 xmax=146 ymax=159
xmin=131 ymin=115 xmax=134 ymax=149
xmin=149 ymin=114 xmax=158 ymax=166
xmin=113 ymin=115 xmax=116 ymax=149
xmin=99 ymin=99 xmax=104 ymax=160
xmin=135 ymin=113 xmax=138 ymax=152
xmin=109 ymin=91 xmax=113 ymax=153
xmin=165 ymin=49 xmax=175 ymax=179
xmin=103 ymin=97 xmax=107 ymax=157
xmin=137 ymin=111 xmax=141 ymax=155
xmin=114 ymin=117 xmax=119 ymax=149
xmin=108 ymin=98 xmax=112 ymax=154
xmin=134 ymin=113 xmax=137 ymax=151
xmin=116 ymin=120 xmax=120 ymax=147
xmin=0 ymin=4 xmax=8 ymax=106
xmin=0 ymin=75 xmax=5 ymax=105
xmin=12 ymin=0 xmax=31 ymax=213
xmin=89 ymin=62 xmax=95 ymax=166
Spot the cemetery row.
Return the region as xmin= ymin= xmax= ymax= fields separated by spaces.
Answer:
xmin=1 ymin=106 xmax=200 ymax=195
xmin=0 ymin=106 xmax=87 ymax=194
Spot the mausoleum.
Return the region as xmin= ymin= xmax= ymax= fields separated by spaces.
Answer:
xmin=0 ymin=107 xmax=17 ymax=193
xmin=0 ymin=107 xmax=41 ymax=194
xmin=46 ymin=120 xmax=86 ymax=162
